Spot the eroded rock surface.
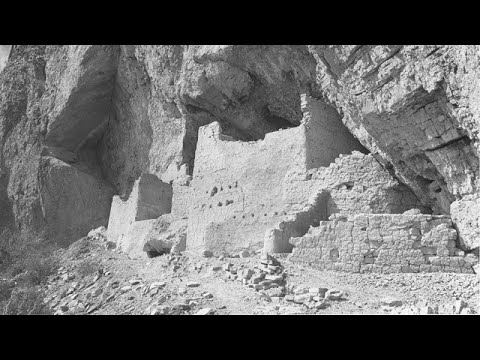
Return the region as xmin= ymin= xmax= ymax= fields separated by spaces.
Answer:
xmin=38 ymin=156 xmax=115 ymax=245
xmin=310 ymin=45 xmax=480 ymax=249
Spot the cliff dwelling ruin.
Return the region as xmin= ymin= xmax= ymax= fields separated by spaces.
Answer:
xmin=104 ymin=92 xmax=477 ymax=274
xmin=1 ymin=45 xmax=479 ymax=278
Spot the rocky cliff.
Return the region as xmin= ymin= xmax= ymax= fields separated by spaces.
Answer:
xmin=0 ymin=45 xmax=478 ymax=256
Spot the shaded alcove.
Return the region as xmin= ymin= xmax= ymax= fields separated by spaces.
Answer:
xmin=304 ymin=98 xmax=370 ymax=170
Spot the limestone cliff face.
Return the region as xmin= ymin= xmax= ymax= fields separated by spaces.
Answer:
xmin=309 ymin=45 xmax=480 ymax=249
xmin=97 ymin=45 xmax=186 ymax=195
xmin=0 ymin=45 xmax=478 ymax=252
xmin=0 ymin=46 xmax=47 ymax=232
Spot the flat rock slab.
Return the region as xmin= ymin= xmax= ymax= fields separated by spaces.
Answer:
xmin=195 ymin=308 xmax=213 ymax=315
xmin=186 ymin=282 xmax=200 ymax=288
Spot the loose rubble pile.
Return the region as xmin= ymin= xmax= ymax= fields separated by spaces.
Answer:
xmin=87 ymin=227 xmax=116 ymax=250
xmin=333 ymin=270 xmax=480 ymax=307
xmin=379 ymin=297 xmax=476 ymax=315
xmin=34 ymin=235 xmax=478 ymax=316
xmin=222 ymin=253 xmax=286 ymax=295
xmin=45 ymin=260 xmax=218 ymax=316
xmin=41 ymin=241 xmax=220 ymax=315
xmin=220 ymin=252 xmax=347 ymax=313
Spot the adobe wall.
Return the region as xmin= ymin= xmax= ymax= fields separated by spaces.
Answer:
xmin=135 ymin=174 xmax=172 ymax=220
xmin=186 ymin=121 xmax=307 ymax=254
xmin=171 ymin=182 xmax=193 ymax=219
xmin=288 ymin=213 xmax=478 ymax=274
xmin=107 ymin=173 xmax=172 ymax=255
xmin=186 ymin=96 xmax=375 ymax=255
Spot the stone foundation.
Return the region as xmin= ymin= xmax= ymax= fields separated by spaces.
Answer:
xmin=288 ymin=213 xmax=478 ymax=273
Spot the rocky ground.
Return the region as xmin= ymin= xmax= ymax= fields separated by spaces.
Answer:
xmin=26 ymin=235 xmax=478 ymax=315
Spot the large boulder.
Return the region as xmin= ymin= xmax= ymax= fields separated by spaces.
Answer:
xmin=38 ymin=156 xmax=115 ymax=246
xmin=450 ymin=195 xmax=480 ymax=250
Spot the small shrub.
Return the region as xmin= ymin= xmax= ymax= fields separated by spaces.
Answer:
xmin=3 ymin=287 xmax=52 ymax=315
xmin=0 ymin=227 xmax=59 ymax=285
xmin=64 ymin=236 xmax=99 ymax=260
xmin=20 ymin=254 xmax=58 ymax=286
xmin=0 ymin=226 xmax=59 ymax=314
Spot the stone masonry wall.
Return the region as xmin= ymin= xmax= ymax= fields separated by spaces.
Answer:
xmin=264 ymin=151 xmax=427 ymax=255
xmin=288 ymin=212 xmax=478 ymax=274
xmin=283 ymin=151 xmax=428 ymax=215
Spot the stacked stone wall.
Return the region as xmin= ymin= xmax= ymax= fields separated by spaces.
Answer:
xmin=288 ymin=213 xmax=478 ymax=274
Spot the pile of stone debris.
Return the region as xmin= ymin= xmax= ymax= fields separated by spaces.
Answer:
xmin=221 ymin=253 xmax=347 ymax=312
xmin=41 ymin=235 xmax=478 ymax=315
xmin=46 ymin=263 xmax=218 ymax=315
xmin=46 ymin=266 xmax=113 ymax=315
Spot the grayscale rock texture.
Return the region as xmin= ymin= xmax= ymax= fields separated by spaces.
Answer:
xmin=0 ymin=45 xmax=478 ymax=273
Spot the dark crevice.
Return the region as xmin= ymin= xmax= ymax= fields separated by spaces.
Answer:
xmin=354 ymin=89 xmax=367 ymax=96
xmin=6 ymin=45 xmax=15 ymax=62
xmin=371 ymin=154 xmax=398 ymax=180
xmin=426 ymin=47 xmax=442 ymax=58
xmin=424 ymin=135 xmax=469 ymax=152
xmin=372 ymin=157 xmax=435 ymax=214
xmin=370 ymin=65 xmax=405 ymax=93
xmin=146 ymin=248 xmax=169 ymax=258
xmin=317 ymin=53 xmax=339 ymax=82
xmin=184 ymin=103 xmax=207 ymax=115
xmin=262 ymin=105 xmax=299 ymax=131
xmin=344 ymin=45 xmax=369 ymax=69
xmin=362 ymin=46 xmax=403 ymax=81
